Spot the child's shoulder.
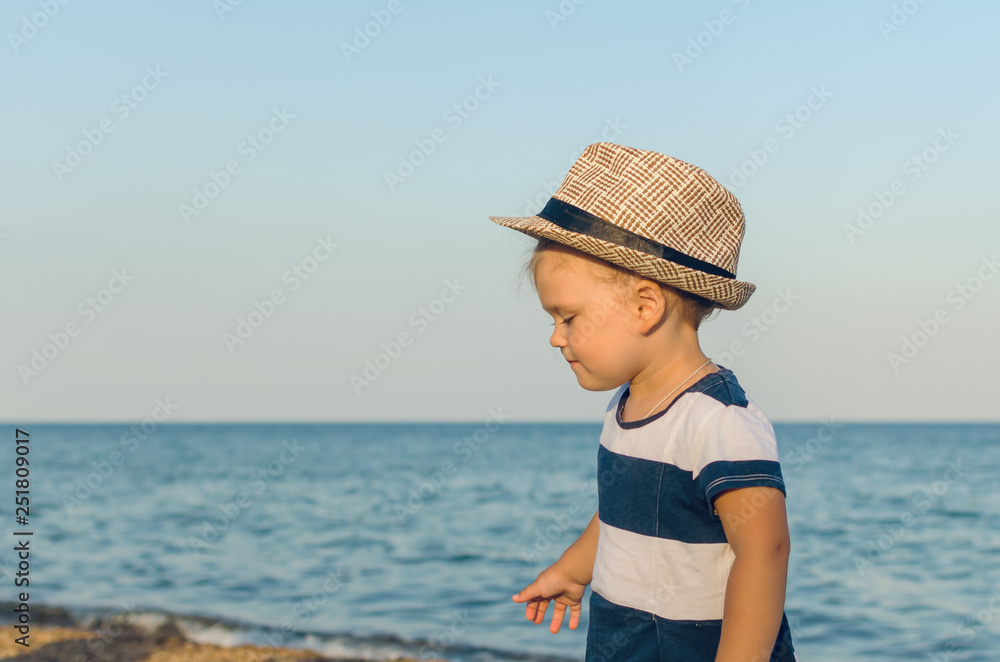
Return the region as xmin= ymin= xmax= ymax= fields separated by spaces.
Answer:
xmin=683 ymin=370 xmax=779 ymax=469
xmin=689 ymin=367 xmax=773 ymax=429
xmin=696 ymin=366 xmax=749 ymax=407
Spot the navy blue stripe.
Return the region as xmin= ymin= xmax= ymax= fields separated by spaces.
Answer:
xmin=588 ymin=592 xmax=797 ymax=662
xmin=698 ymin=371 xmax=748 ymax=408
xmin=597 ymin=445 xmax=728 ymax=544
xmin=695 ymin=459 xmax=785 ymax=511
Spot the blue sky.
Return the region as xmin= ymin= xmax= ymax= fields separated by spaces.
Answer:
xmin=2 ymin=0 xmax=998 ymax=422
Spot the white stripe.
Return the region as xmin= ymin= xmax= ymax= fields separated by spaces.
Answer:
xmin=601 ymin=392 xmax=780 ymax=477
xmin=591 ymin=520 xmax=735 ymax=621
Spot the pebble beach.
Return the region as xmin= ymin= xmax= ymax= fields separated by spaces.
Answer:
xmin=0 ymin=605 xmax=442 ymax=662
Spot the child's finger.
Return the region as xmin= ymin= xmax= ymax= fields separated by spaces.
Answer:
xmin=550 ymin=603 xmax=567 ymax=633
xmin=511 ymin=585 xmax=537 ymax=603
xmin=532 ymin=599 xmax=550 ymax=624
xmin=568 ymin=603 xmax=580 ymax=630
xmin=525 ymin=599 xmax=538 ymax=620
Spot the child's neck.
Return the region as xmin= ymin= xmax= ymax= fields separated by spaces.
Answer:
xmin=622 ymin=352 xmax=718 ymax=421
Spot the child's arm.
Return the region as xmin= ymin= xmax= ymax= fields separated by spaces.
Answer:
xmin=713 ymin=486 xmax=790 ymax=662
xmin=512 ymin=510 xmax=599 ymax=633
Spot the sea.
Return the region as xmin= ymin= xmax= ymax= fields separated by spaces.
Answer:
xmin=2 ymin=422 xmax=999 ymax=662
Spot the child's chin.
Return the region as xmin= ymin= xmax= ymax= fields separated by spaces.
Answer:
xmin=579 ymin=371 xmax=630 ymax=392
xmin=574 ymin=375 xmax=615 ymax=392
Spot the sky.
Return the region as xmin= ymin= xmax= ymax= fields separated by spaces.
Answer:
xmin=2 ymin=0 xmax=998 ymax=423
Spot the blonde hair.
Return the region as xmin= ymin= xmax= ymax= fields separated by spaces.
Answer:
xmin=519 ymin=237 xmax=720 ymax=331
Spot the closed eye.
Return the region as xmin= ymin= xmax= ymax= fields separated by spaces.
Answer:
xmin=551 ymin=315 xmax=575 ymax=326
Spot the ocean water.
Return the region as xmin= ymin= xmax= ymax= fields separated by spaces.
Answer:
xmin=3 ymin=422 xmax=999 ymax=661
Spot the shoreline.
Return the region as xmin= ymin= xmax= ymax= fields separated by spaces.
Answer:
xmin=0 ymin=624 xmax=446 ymax=662
xmin=0 ymin=603 xmax=447 ymax=662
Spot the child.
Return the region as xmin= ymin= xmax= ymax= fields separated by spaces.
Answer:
xmin=489 ymin=143 xmax=796 ymax=661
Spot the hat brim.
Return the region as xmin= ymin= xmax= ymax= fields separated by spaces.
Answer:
xmin=489 ymin=213 xmax=756 ymax=311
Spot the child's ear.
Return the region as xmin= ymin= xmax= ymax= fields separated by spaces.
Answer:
xmin=632 ymin=280 xmax=670 ymax=332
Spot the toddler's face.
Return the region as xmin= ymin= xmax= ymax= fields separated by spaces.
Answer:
xmin=533 ymin=250 xmax=645 ymax=391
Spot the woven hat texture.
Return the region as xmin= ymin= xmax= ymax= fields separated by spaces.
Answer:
xmin=489 ymin=142 xmax=756 ymax=310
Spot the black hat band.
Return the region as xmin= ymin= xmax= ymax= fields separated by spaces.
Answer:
xmin=536 ymin=197 xmax=736 ymax=280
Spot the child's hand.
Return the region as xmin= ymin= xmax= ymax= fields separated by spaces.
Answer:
xmin=512 ymin=563 xmax=587 ymax=633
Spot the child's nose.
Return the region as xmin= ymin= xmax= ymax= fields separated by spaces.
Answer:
xmin=549 ymin=326 xmax=565 ymax=348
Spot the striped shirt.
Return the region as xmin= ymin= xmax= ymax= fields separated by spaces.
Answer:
xmin=588 ymin=364 xmax=796 ymax=660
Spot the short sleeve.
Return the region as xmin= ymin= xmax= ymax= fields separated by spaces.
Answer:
xmin=691 ymin=404 xmax=786 ymax=515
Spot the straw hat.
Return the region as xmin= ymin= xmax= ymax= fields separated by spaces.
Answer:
xmin=488 ymin=142 xmax=756 ymax=310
